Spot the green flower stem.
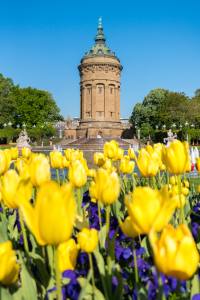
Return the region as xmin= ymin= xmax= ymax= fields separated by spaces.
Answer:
xmin=158 ymin=169 xmax=161 ymax=186
xmin=124 ymin=174 xmax=127 ymax=191
xmin=133 ymin=239 xmax=138 ymax=283
xmin=56 ymin=169 xmax=60 ymax=185
xmin=178 ymin=175 xmax=185 ymax=224
xmin=149 ymin=177 xmax=151 ymax=188
xmin=98 ymin=201 xmax=103 ymax=245
xmin=145 ymin=178 xmax=148 ymax=187
xmin=1 ymin=201 xmax=6 ymax=216
xmin=62 ymin=169 xmax=65 ymax=180
xmin=77 ymin=188 xmax=81 ymax=216
xmin=18 ymin=208 xmax=29 ymax=259
xmin=156 ymin=267 xmax=166 ymax=300
xmin=106 ymin=205 xmax=110 ymax=246
xmin=88 ymin=252 xmax=95 ymax=293
xmin=47 ymin=245 xmax=54 ymax=276
xmin=153 ymin=176 xmax=156 ymax=189
xmin=54 ymin=246 xmax=62 ymax=300
xmin=184 ymin=172 xmax=186 ymax=180
xmin=167 ymin=170 xmax=169 ymax=189
xmin=132 ymin=173 xmax=135 ymax=191
xmin=138 ymin=234 xmax=142 ymax=247
xmin=66 ymin=168 xmax=68 ymax=181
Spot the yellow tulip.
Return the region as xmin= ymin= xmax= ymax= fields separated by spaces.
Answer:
xmin=149 ymin=224 xmax=199 ymax=280
xmin=64 ymin=148 xmax=75 ymax=161
xmin=169 ymin=191 xmax=186 ymax=209
xmin=70 ymin=149 xmax=83 ymax=163
xmin=103 ymin=140 xmax=118 ymax=159
xmin=50 ymin=151 xmax=63 ymax=169
xmin=69 ymin=160 xmax=87 ymax=188
xmin=89 ymin=168 xmax=120 ymax=205
xmin=181 ymin=187 xmax=189 ymax=196
xmin=15 ymin=158 xmax=25 ymax=173
xmin=134 ymin=173 xmax=138 ymax=179
xmin=162 ymin=141 xmax=190 ymax=175
xmin=2 ymin=170 xmax=32 ymax=209
xmin=77 ymin=228 xmax=98 ymax=253
xmin=160 ymin=164 xmax=166 ymax=171
xmin=19 ymin=181 xmax=76 ymax=245
xmin=113 ymin=148 xmax=124 ymax=161
xmin=125 ymin=186 xmax=176 ymax=234
xmin=0 ymin=241 xmax=20 ymax=285
xmin=196 ymin=157 xmax=200 ymax=175
xmin=22 ymin=147 xmax=31 ymax=158
xmin=10 ymin=147 xmax=19 ymax=160
xmin=94 ymin=152 xmax=106 ymax=167
xmin=60 ymin=156 xmax=70 ymax=169
xmin=0 ymin=183 xmax=2 ymax=202
xmin=87 ymin=169 xmax=95 ymax=178
xmin=183 ymin=180 xmax=189 ymax=188
xmin=128 ymin=148 xmax=135 ymax=160
xmin=58 ymin=238 xmax=80 ymax=272
xmin=80 ymin=158 xmax=88 ymax=172
xmin=103 ymin=158 xmax=112 ymax=170
xmin=119 ymin=216 xmax=138 ymax=238
xmin=28 ymin=153 xmax=39 ymax=165
xmin=170 ymin=176 xmax=176 ymax=186
xmin=0 ymin=150 xmax=11 ymax=175
xmin=30 ymin=154 xmax=51 ymax=187
xmin=120 ymin=156 xmax=135 ymax=174
xmin=198 ymin=185 xmax=200 ymax=193
xmin=137 ymin=148 xmax=160 ymax=177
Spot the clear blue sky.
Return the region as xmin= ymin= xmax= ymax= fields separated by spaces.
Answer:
xmin=1 ymin=0 xmax=199 ymax=119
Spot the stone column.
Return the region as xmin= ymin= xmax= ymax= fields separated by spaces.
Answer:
xmin=91 ymin=85 xmax=96 ymax=120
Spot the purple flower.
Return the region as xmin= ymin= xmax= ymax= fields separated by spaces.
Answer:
xmin=63 ymin=270 xmax=76 ymax=279
xmin=45 ymin=286 xmax=66 ymax=300
xmin=138 ymin=265 xmax=151 ymax=281
xmin=65 ymin=278 xmax=81 ymax=300
xmin=192 ymin=222 xmax=200 ymax=239
xmin=192 ymin=294 xmax=200 ymax=300
xmin=82 ymin=190 xmax=91 ymax=208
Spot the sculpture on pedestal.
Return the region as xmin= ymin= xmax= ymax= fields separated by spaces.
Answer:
xmin=163 ymin=129 xmax=177 ymax=147
xmin=16 ymin=129 xmax=31 ymax=148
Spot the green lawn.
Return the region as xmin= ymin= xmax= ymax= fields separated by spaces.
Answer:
xmin=36 ymin=138 xmax=63 ymax=146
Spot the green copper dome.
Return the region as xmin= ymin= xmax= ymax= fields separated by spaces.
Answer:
xmin=81 ymin=18 xmax=120 ymax=63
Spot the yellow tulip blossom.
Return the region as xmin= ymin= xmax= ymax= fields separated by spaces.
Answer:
xmin=58 ymin=238 xmax=80 ymax=272
xmin=94 ymin=152 xmax=106 ymax=167
xmin=196 ymin=157 xmax=200 ymax=174
xmin=30 ymin=154 xmax=51 ymax=187
xmin=103 ymin=140 xmax=118 ymax=159
xmin=87 ymin=169 xmax=95 ymax=178
xmin=170 ymin=176 xmax=176 ymax=186
xmin=134 ymin=173 xmax=138 ymax=179
xmin=198 ymin=185 xmax=200 ymax=193
xmin=128 ymin=148 xmax=135 ymax=160
xmin=113 ymin=148 xmax=124 ymax=162
xmin=0 ymin=150 xmax=11 ymax=175
xmin=125 ymin=186 xmax=176 ymax=234
xmin=160 ymin=164 xmax=166 ymax=171
xmin=10 ymin=147 xmax=19 ymax=160
xmin=162 ymin=141 xmax=190 ymax=175
xmin=69 ymin=160 xmax=87 ymax=188
xmin=137 ymin=148 xmax=160 ymax=178
xmin=50 ymin=150 xmax=63 ymax=169
xmin=169 ymin=191 xmax=186 ymax=209
xmin=19 ymin=181 xmax=76 ymax=245
xmin=77 ymin=228 xmax=98 ymax=253
xmin=64 ymin=148 xmax=75 ymax=161
xmin=15 ymin=158 xmax=25 ymax=173
xmin=90 ymin=168 xmax=120 ymax=205
xmin=28 ymin=153 xmax=39 ymax=165
xmin=120 ymin=156 xmax=135 ymax=174
xmin=119 ymin=216 xmax=138 ymax=238
xmin=0 ymin=183 xmax=2 ymax=202
xmin=60 ymin=156 xmax=70 ymax=169
xmin=80 ymin=158 xmax=88 ymax=172
xmin=103 ymin=158 xmax=112 ymax=170
xmin=2 ymin=170 xmax=33 ymax=209
xmin=181 ymin=187 xmax=189 ymax=196
xmin=70 ymin=149 xmax=83 ymax=163
xmin=0 ymin=241 xmax=20 ymax=285
xmin=22 ymin=147 xmax=31 ymax=158
xmin=149 ymin=224 xmax=199 ymax=280
xmin=183 ymin=180 xmax=189 ymax=188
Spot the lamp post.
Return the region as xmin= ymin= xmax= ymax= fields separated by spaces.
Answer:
xmin=59 ymin=129 xmax=62 ymax=138
xmin=16 ymin=124 xmax=20 ymax=129
xmin=33 ymin=125 xmax=36 ymax=128
xmin=156 ymin=125 xmax=158 ymax=130
xmin=41 ymin=125 xmax=44 ymax=141
xmin=8 ymin=121 xmax=12 ymax=127
xmin=162 ymin=124 xmax=166 ymax=130
xmin=22 ymin=123 xmax=26 ymax=129
xmin=191 ymin=124 xmax=195 ymax=128
xmin=179 ymin=125 xmax=183 ymax=129
xmin=3 ymin=123 xmax=7 ymax=127
xmin=185 ymin=121 xmax=189 ymax=127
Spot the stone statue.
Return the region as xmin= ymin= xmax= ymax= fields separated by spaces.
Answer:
xmin=163 ymin=129 xmax=177 ymax=147
xmin=16 ymin=129 xmax=31 ymax=148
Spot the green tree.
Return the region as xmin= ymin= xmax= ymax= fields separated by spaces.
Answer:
xmin=0 ymin=74 xmax=16 ymax=128
xmin=12 ymin=86 xmax=54 ymax=126
xmin=44 ymin=91 xmax=64 ymax=122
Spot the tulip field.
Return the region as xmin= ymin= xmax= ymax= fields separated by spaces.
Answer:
xmin=1 ymin=140 xmax=200 ymax=300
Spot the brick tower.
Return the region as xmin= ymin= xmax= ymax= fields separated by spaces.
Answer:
xmin=76 ymin=18 xmax=124 ymax=138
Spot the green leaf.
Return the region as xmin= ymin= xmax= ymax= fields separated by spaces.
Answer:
xmin=78 ymin=269 xmax=93 ymax=300
xmin=0 ymin=213 xmax=9 ymax=242
xmin=19 ymin=253 xmax=38 ymax=300
xmin=28 ymin=252 xmax=50 ymax=288
xmin=78 ymin=273 xmax=106 ymax=300
xmin=190 ymin=269 xmax=200 ymax=298
xmin=98 ymin=225 xmax=107 ymax=249
xmin=136 ymin=282 xmax=149 ymax=300
xmin=141 ymin=236 xmax=152 ymax=256
xmin=0 ymin=287 xmax=14 ymax=300
xmin=9 ymin=284 xmax=24 ymax=300
xmin=93 ymin=249 xmax=109 ymax=300
xmin=113 ymin=264 xmax=123 ymax=300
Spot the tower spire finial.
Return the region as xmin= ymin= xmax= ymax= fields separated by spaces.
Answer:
xmin=98 ymin=17 xmax=102 ymax=27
